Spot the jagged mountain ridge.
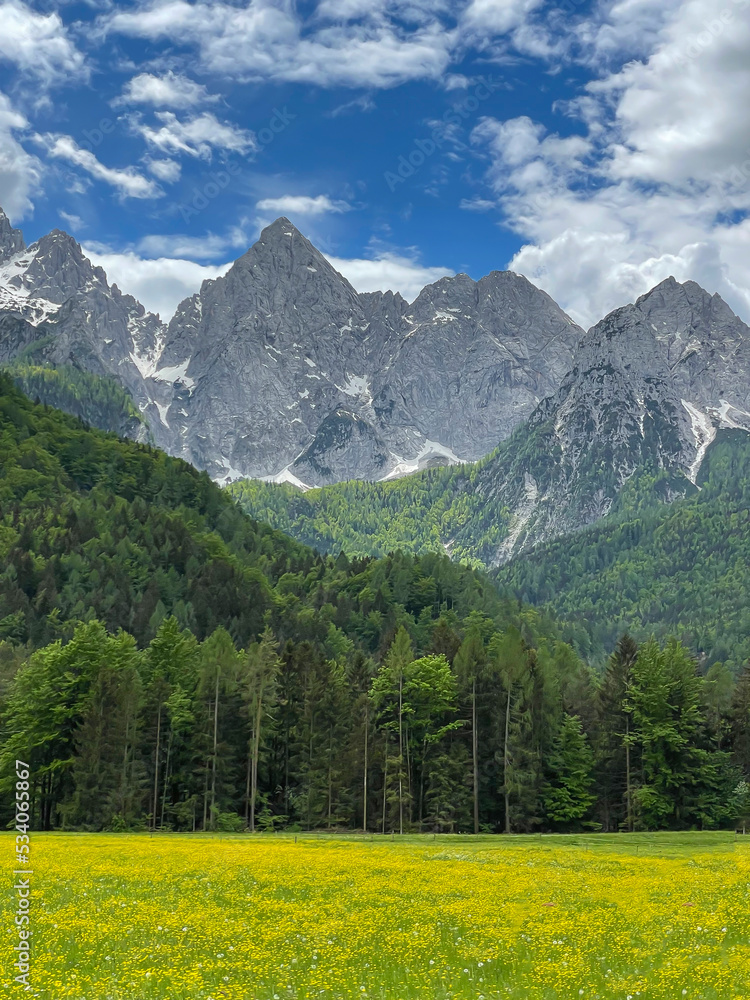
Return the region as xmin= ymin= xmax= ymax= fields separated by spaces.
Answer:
xmin=464 ymin=276 xmax=750 ymax=563
xmin=0 ymin=209 xmax=162 ymax=428
xmin=231 ymin=276 xmax=750 ymax=568
xmin=146 ymin=219 xmax=583 ymax=485
xmin=0 ymin=208 xmax=584 ymax=486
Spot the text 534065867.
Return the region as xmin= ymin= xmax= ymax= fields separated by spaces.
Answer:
xmin=13 ymin=760 xmax=33 ymax=992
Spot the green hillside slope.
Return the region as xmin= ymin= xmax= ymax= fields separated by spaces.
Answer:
xmin=494 ymin=429 xmax=750 ymax=671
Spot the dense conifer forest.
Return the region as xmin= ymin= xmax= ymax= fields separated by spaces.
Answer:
xmin=5 ymin=356 xmax=147 ymax=439
xmin=493 ymin=430 xmax=750 ymax=672
xmin=232 ymin=432 xmax=750 ymax=673
xmin=1 ymin=375 xmax=749 ymax=835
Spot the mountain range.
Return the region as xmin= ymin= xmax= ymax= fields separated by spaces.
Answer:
xmin=0 ymin=207 xmax=582 ymax=487
xmin=3 ymin=204 xmax=750 ymax=587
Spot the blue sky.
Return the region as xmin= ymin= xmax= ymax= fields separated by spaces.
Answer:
xmin=1 ymin=0 xmax=749 ymax=327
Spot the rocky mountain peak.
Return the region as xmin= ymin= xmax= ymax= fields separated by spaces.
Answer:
xmin=0 ymin=207 xmax=26 ymax=261
xmin=20 ymin=229 xmax=108 ymax=307
xmin=467 ymin=277 xmax=750 ymax=565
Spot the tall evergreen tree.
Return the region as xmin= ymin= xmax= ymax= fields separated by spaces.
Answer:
xmin=242 ymin=627 xmax=281 ymax=831
xmin=730 ymin=662 xmax=750 ymax=781
xmin=543 ymin=714 xmax=596 ymax=830
xmin=596 ymin=634 xmax=638 ymax=832
xmin=454 ymin=628 xmax=487 ymax=833
xmin=371 ymin=627 xmax=414 ymax=833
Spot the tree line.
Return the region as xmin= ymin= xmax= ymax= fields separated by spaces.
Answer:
xmin=2 ymin=618 xmax=748 ymax=835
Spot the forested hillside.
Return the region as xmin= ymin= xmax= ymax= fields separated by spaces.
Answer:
xmin=2 ymin=377 xmax=747 ymax=835
xmin=231 ymin=429 xmax=750 ymax=675
xmin=494 ymin=430 xmax=750 ymax=673
xmin=228 ymin=463 xmax=479 ymax=562
xmin=7 ymin=360 xmax=147 ymax=440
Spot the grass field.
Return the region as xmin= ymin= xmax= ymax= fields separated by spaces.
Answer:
xmin=2 ymin=832 xmax=749 ymax=1000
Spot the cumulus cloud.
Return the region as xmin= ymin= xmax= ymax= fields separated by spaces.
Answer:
xmin=0 ymin=1 xmax=87 ymax=85
xmin=132 ymin=111 xmax=256 ymax=159
xmin=325 ymin=251 xmax=452 ymax=301
xmin=59 ymin=210 xmax=84 ymax=230
xmin=136 ymin=227 xmax=250 ymax=260
xmin=83 ymin=245 xmax=232 ymax=319
xmin=469 ymin=0 xmax=750 ymax=327
xmin=461 ymin=0 xmax=546 ymax=38
xmin=0 ymin=91 xmax=41 ymax=218
xmin=256 ymin=194 xmax=351 ymax=216
xmin=116 ymin=71 xmax=217 ymax=109
xmin=145 ymin=158 xmax=182 ymax=182
xmin=103 ymin=0 xmax=458 ymax=88
xmin=596 ymin=0 xmax=750 ymax=185
xmin=43 ymin=135 xmax=162 ymax=199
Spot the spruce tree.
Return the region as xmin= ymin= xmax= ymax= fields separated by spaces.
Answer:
xmin=731 ymin=662 xmax=750 ymax=780
xmin=596 ymin=633 xmax=638 ymax=831
xmin=543 ymin=714 xmax=596 ymax=830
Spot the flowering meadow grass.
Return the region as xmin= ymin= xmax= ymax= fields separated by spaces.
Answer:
xmin=2 ymin=831 xmax=749 ymax=1000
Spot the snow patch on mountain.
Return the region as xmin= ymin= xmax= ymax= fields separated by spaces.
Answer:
xmin=381 ymin=439 xmax=469 ymax=480
xmin=682 ymin=401 xmax=717 ymax=484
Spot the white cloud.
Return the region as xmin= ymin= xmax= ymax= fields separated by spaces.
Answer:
xmin=43 ymin=135 xmax=162 ymax=200
xmin=462 ymin=0 xmax=546 ymax=37
xmin=595 ymin=0 xmax=750 ymax=185
xmin=136 ymin=227 xmax=250 ymax=261
xmin=116 ymin=71 xmax=217 ymax=109
xmin=104 ymin=0 xmax=456 ymax=88
xmin=256 ymin=194 xmax=351 ymax=216
xmin=133 ymin=111 xmax=256 ymax=159
xmin=327 ymin=94 xmax=376 ymax=117
xmin=0 ymin=1 xmax=87 ymax=85
xmin=59 ymin=210 xmax=84 ymax=231
xmin=83 ymin=246 xmax=232 ymax=319
xmin=459 ymin=196 xmax=496 ymax=211
xmin=325 ymin=251 xmax=452 ymax=301
xmin=0 ymin=92 xmax=41 ymax=218
xmin=468 ymin=0 xmax=750 ymax=327
xmin=146 ymin=158 xmax=182 ymax=182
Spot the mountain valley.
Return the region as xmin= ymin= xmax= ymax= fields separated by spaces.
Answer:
xmin=4 ymin=203 xmax=750 ymax=670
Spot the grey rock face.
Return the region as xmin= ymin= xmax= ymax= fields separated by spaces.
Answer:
xmin=292 ymin=408 xmax=392 ymax=486
xmin=0 ymin=313 xmax=43 ymax=364
xmin=0 ymin=216 xmax=165 ymax=413
xmin=0 ymin=208 xmax=585 ymax=486
xmin=147 ymin=218 xmax=373 ymax=480
xmin=369 ymin=270 xmax=582 ymax=463
xmin=0 ymin=209 xmax=25 ymax=261
xmin=470 ymin=277 xmax=750 ymax=564
xmin=10 ymin=207 xmax=743 ymax=518
xmin=149 ymin=218 xmax=584 ymax=485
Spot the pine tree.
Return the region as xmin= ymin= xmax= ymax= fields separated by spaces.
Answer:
xmin=371 ymin=627 xmax=414 ymax=833
xmin=731 ymin=662 xmax=750 ymax=780
xmin=543 ymin=714 xmax=596 ymax=830
xmin=454 ymin=628 xmax=486 ymax=833
xmin=489 ymin=627 xmax=535 ymax=834
xmin=242 ymin=627 xmax=281 ymax=831
xmin=596 ymin=634 xmax=638 ymax=832
xmin=197 ymin=628 xmax=241 ymax=830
